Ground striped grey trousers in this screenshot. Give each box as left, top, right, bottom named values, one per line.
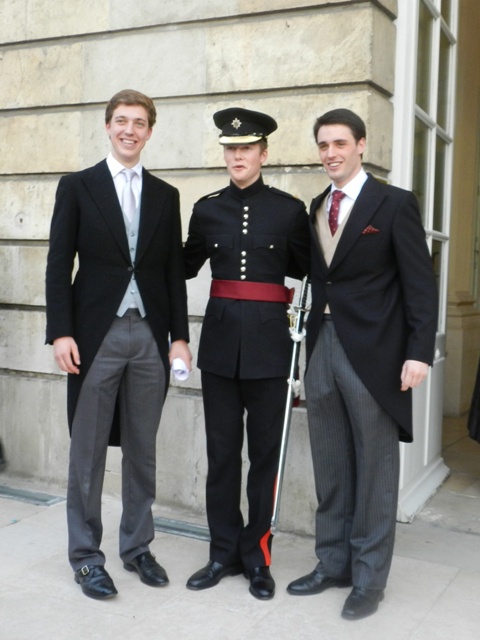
left=304, top=317, right=400, bottom=589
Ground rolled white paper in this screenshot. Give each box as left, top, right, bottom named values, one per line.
left=172, top=357, right=190, bottom=381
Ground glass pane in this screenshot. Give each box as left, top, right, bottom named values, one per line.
left=437, top=29, right=450, bottom=129
left=416, top=1, right=433, bottom=113
left=433, top=136, right=446, bottom=232
left=412, top=117, right=429, bottom=224
left=441, top=0, right=452, bottom=24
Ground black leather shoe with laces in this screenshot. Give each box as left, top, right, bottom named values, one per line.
left=341, top=587, right=385, bottom=620
left=123, top=551, right=169, bottom=587
left=287, top=569, right=351, bottom=596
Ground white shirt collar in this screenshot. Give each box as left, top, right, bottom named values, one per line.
left=330, top=168, right=368, bottom=202
left=106, top=153, right=142, bottom=179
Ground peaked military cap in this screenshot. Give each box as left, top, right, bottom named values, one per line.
left=213, top=107, right=278, bottom=145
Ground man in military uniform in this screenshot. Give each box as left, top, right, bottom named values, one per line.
left=184, top=107, right=310, bottom=600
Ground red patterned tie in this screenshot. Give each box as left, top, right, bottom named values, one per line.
left=329, top=189, right=345, bottom=235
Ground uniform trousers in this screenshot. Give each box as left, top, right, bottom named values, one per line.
left=304, top=318, right=400, bottom=589
left=201, top=371, right=287, bottom=570
left=67, top=310, right=166, bottom=570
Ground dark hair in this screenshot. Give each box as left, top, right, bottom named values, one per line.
left=313, top=108, right=366, bottom=143
left=105, top=89, right=157, bottom=128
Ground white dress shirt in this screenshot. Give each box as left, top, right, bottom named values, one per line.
left=327, top=168, right=368, bottom=225
left=106, top=153, right=143, bottom=210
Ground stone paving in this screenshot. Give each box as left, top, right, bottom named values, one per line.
left=1, top=416, right=479, bottom=639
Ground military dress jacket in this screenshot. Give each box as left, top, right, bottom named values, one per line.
left=184, top=176, right=310, bottom=379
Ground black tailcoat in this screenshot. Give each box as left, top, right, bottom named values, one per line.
left=307, top=175, right=438, bottom=442
left=45, top=160, right=189, bottom=443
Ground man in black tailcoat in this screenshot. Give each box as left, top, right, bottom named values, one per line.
left=46, top=89, right=190, bottom=600
left=287, top=108, right=438, bottom=620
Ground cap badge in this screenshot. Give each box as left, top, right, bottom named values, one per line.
left=231, top=118, right=242, bottom=130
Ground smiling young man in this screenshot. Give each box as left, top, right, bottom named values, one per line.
left=46, top=89, right=191, bottom=600
left=183, top=107, right=310, bottom=600
left=286, top=108, right=438, bottom=620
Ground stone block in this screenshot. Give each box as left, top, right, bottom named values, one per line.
left=82, top=31, right=207, bottom=104
left=0, top=246, right=47, bottom=306
left=0, top=112, right=82, bottom=175
left=0, top=44, right=84, bottom=109
left=0, top=374, right=69, bottom=486
left=205, top=7, right=395, bottom=96
left=0, top=177, right=57, bottom=241
left=111, top=0, right=349, bottom=32
left=372, top=4, right=397, bottom=92
left=0, top=309, right=54, bottom=374
left=155, top=390, right=209, bottom=512
left=0, top=0, right=108, bottom=43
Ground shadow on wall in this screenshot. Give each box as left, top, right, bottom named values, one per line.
left=0, top=439, right=6, bottom=471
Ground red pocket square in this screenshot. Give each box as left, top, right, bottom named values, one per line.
left=362, top=225, right=380, bottom=235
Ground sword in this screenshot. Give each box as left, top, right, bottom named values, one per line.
left=271, top=275, right=310, bottom=534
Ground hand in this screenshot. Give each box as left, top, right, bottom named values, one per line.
left=169, top=339, right=192, bottom=372
left=53, top=337, right=81, bottom=374
left=400, top=360, right=429, bottom=391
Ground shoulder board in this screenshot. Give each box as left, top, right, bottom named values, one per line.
left=196, top=186, right=228, bottom=203
left=267, top=185, right=303, bottom=201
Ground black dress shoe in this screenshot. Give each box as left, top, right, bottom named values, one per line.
left=341, top=587, right=384, bottom=620
left=186, top=560, right=243, bottom=590
left=123, top=552, right=169, bottom=587
left=246, top=566, right=275, bottom=600
left=74, top=565, right=118, bottom=600
left=287, top=569, right=352, bottom=595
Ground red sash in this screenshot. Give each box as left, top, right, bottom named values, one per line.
left=210, top=279, right=294, bottom=304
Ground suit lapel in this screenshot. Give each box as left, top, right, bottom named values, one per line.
left=309, top=186, right=330, bottom=273
left=82, top=160, right=131, bottom=262
left=328, top=175, right=386, bottom=271
left=136, top=169, right=166, bottom=263
left=83, top=163, right=167, bottom=266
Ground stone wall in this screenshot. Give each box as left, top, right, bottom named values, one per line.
left=0, top=0, right=397, bottom=534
